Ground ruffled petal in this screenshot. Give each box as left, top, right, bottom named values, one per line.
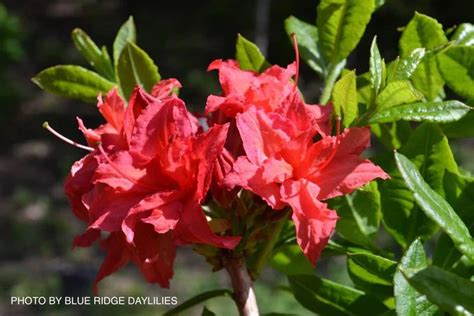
left=175, top=202, right=240, bottom=249
left=93, top=232, right=130, bottom=295
left=281, top=179, right=338, bottom=266
left=310, top=128, right=390, bottom=200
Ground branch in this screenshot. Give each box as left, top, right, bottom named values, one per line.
left=224, top=256, right=259, bottom=316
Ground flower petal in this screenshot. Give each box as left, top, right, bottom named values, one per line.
left=311, top=128, right=390, bottom=199
left=281, top=179, right=338, bottom=266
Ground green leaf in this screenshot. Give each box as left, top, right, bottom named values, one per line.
left=442, top=110, right=474, bottom=138
left=347, top=252, right=397, bottom=298
left=288, top=274, right=388, bottom=316
left=270, top=245, right=314, bottom=276
left=332, top=70, right=357, bottom=126
left=391, top=48, right=426, bottom=82
left=235, top=34, right=271, bottom=72
left=32, top=65, right=115, bottom=103
left=368, top=100, right=470, bottom=124
left=394, top=239, right=439, bottom=316
left=434, top=172, right=474, bottom=270
left=399, top=13, right=447, bottom=100
left=395, top=152, right=474, bottom=261
left=71, top=28, right=115, bottom=81
left=116, top=42, right=161, bottom=100
left=201, top=306, right=216, bottom=316
left=163, top=289, right=232, bottom=315
left=375, top=80, right=424, bottom=111
left=451, top=23, right=474, bottom=46
left=370, top=121, right=411, bottom=150
left=317, top=0, right=375, bottom=64
left=113, top=16, right=136, bottom=64
left=438, top=46, right=474, bottom=99
left=370, top=36, right=383, bottom=96
left=401, top=266, right=474, bottom=315
left=330, top=182, right=381, bottom=248
left=380, top=123, right=458, bottom=247
left=284, top=16, right=325, bottom=75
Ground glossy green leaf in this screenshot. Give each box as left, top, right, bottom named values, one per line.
left=370, top=36, right=383, bottom=96
left=288, top=274, right=388, bottom=316
left=434, top=172, right=474, bottom=270
left=32, top=65, right=114, bottom=103
left=270, top=245, right=314, bottom=276
left=235, top=34, right=271, bottom=72
left=438, top=46, right=474, bottom=99
left=163, top=289, right=232, bottom=315
left=331, top=182, right=381, bottom=248
left=368, top=100, right=470, bottom=124
left=113, top=16, right=136, bottom=64
left=401, top=266, right=474, bottom=315
left=380, top=123, right=458, bottom=247
left=399, top=13, right=447, bottom=100
left=332, top=70, right=357, bottom=126
left=317, top=0, right=375, bottom=63
left=284, top=16, right=325, bottom=75
left=395, top=152, right=474, bottom=261
left=347, top=252, right=397, bottom=298
left=394, top=239, right=439, bottom=316
left=391, top=48, right=426, bottom=82
left=71, top=28, right=115, bottom=81
left=451, top=23, right=474, bottom=46
left=375, top=80, right=424, bottom=111
left=116, top=42, right=161, bottom=100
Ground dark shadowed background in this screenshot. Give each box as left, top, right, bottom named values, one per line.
left=0, top=0, right=473, bottom=315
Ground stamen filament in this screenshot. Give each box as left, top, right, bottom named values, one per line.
left=43, top=121, right=94, bottom=152
left=97, top=144, right=157, bottom=191
left=318, top=117, right=342, bottom=171
left=291, top=33, right=300, bottom=91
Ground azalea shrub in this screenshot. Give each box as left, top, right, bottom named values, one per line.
left=33, top=1, right=474, bottom=315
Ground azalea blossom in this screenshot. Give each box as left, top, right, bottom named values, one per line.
left=55, top=81, right=240, bottom=292
left=205, top=58, right=333, bottom=209
left=224, top=104, right=389, bottom=265
left=204, top=52, right=389, bottom=265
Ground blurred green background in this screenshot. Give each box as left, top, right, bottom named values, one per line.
left=0, top=0, right=472, bottom=315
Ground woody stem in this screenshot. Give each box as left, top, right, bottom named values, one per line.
left=224, top=256, right=259, bottom=316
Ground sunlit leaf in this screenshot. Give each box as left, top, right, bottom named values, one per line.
left=394, top=239, right=439, bottom=316
left=332, top=70, right=357, bottom=126
left=395, top=152, right=474, bottom=261
left=72, top=28, right=115, bottom=81
left=32, top=65, right=114, bottom=103
left=401, top=266, right=474, bottom=315
left=399, top=13, right=447, bottom=100
left=116, top=41, right=160, bottom=100
left=317, top=0, right=375, bottom=63
left=284, top=16, right=325, bottom=75
left=235, top=34, right=270, bottom=72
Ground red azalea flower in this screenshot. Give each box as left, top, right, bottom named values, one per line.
left=224, top=105, right=389, bottom=265
left=205, top=58, right=333, bottom=207
left=60, top=81, right=240, bottom=293
left=205, top=59, right=332, bottom=137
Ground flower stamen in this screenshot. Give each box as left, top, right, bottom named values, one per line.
left=291, top=33, right=300, bottom=92
left=318, top=117, right=341, bottom=171
left=43, top=121, right=94, bottom=152
left=97, top=143, right=158, bottom=191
